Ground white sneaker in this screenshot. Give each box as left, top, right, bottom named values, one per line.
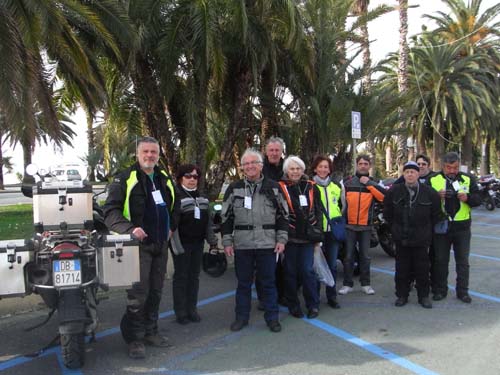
left=338, top=286, right=353, bottom=295
left=362, top=286, right=375, bottom=295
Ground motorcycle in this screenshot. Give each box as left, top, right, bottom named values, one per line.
left=372, top=201, right=396, bottom=257
left=478, top=175, right=496, bottom=211
left=1, top=164, right=140, bottom=369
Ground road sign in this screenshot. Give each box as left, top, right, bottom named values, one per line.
left=351, top=111, right=361, bottom=139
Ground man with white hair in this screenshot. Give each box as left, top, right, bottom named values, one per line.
left=221, top=149, right=289, bottom=333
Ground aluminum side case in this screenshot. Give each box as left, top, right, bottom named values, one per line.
left=32, top=180, right=93, bottom=229
left=0, top=239, right=34, bottom=297
left=98, top=234, right=140, bottom=288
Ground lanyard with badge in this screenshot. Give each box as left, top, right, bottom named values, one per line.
left=244, top=183, right=257, bottom=209
left=151, top=179, right=167, bottom=206
left=183, top=188, right=201, bottom=219
left=298, top=183, right=309, bottom=207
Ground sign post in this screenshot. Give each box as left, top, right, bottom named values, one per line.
left=351, top=111, right=361, bottom=172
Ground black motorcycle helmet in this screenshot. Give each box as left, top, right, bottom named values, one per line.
left=202, top=249, right=227, bottom=277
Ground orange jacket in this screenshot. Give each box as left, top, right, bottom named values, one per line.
left=342, top=175, right=385, bottom=227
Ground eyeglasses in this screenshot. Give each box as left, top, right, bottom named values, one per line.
left=183, top=173, right=199, bottom=180
left=417, top=162, right=428, bottom=166
left=241, top=161, right=262, bottom=167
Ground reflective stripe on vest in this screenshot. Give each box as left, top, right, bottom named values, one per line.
left=318, top=182, right=342, bottom=231
left=430, top=174, right=471, bottom=221
left=123, top=170, right=175, bottom=221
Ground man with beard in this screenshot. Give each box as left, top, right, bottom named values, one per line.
left=104, top=137, right=177, bottom=359
left=339, top=155, right=386, bottom=296
left=428, top=152, right=481, bottom=303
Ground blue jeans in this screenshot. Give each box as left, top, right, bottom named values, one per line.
left=322, top=233, right=339, bottom=299
left=234, top=249, right=278, bottom=322
left=284, top=242, right=319, bottom=311
left=343, top=229, right=371, bottom=287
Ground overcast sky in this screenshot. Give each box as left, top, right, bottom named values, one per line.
left=3, top=0, right=498, bottom=183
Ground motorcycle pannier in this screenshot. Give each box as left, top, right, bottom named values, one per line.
left=98, top=235, right=140, bottom=288
left=32, top=181, right=93, bottom=229
left=0, top=239, right=33, bottom=298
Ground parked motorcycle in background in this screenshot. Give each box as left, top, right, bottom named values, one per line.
left=478, top=175, right=496, bottom=211
left=0, top=164, right=140, bottom=369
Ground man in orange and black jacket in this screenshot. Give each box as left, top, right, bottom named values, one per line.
left=338, top=155, right=386, bottom=296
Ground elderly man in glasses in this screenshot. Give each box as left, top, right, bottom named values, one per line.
left=221, top=148, right=289, bottom=333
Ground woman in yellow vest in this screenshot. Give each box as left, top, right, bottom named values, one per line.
left=311, top=155, right=343, bottom=309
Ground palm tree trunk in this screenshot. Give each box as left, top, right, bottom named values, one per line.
left=21, top=139, right=35, bottom=185
left=432, top=122, right=445, bottom=170
left=132, top=55, right=177, bottom=172
left=260, top=67, right=278, bottom=143
left=189, top=74, right=208, bottom=192
left=480, top=136, right=490, bottom=175
left=0, top=132, right=4, bottom=190
left=396, top=0, right=409, bottom=175
left=208, top=64, right=252, bottom=200
left=461, top=128, right=473, bottom=172
left=85, top=107, right=96, bottom=182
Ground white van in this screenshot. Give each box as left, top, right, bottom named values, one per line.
left=52, top=165, right=83, bottom=181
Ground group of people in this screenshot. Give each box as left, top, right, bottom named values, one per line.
left=103, top=136, right=480, bottom=360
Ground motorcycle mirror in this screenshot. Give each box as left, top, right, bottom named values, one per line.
left=213, top=204, right=222, bottom=211
left=26, top=164, right=39, bottom=176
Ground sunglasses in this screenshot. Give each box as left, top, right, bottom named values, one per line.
left=183, top=173, right=199, bottom=180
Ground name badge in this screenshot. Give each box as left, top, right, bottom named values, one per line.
left=152, top=190, right=165, bottom=205
left=194, top=206, right=201, bottom=219
left=299, top=195, right=308, bottom=207
left=244, top=196, right=252, bottom=209
left=452, top=180, right=462, bottom=192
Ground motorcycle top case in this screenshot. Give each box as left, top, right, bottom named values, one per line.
left=0, top=239, right=34, bottom=298
left=32, top=180, right=93, bottom=229
left=98, top=235, right=140, bottom=288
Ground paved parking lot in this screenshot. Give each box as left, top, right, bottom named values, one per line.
left=0, top=207, right=499, bottom=375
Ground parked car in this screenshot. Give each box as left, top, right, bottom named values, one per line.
left=52, top=168, right=82, bottom=181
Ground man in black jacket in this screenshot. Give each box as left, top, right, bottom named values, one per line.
left=384, top=161, right=442, bottom=308
left=104, top=137, right=177, bottom=359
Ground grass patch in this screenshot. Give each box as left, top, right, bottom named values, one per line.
left=0, top=204, right=34, bottom=240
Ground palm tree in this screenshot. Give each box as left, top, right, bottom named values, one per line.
left=376, top=34, right=498, bottom=169
left=396, top=0, right=409, bottom=173
left=424, top=0, right=500, bottom=169
left=0, top=0, right=124, bottom=178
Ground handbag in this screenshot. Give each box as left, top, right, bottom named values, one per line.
left=330, top=216, right=346, bottom=242
left=320, top=205, right=346, bottom=242
left=306, top=222, right=324, bottom=243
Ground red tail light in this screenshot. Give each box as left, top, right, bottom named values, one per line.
left=53, top=242, right=80, bottom=258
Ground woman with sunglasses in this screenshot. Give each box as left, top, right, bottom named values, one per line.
left=171, top=164, right=218, bottom=324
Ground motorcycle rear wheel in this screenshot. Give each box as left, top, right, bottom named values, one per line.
left=378, top=230, right=396, bottom=257
left=61, top=332, right=85, bottom=369
left=484, top=197, right=495, bottom=211
left=495, top=196, right=500, bottom=209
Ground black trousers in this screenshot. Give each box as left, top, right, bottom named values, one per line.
left=395, top=244, right=430, bottom=299
left=121, top=242, right=168, bottom=343
left=171, top=241, right=204, bottom=318
left=432, top=228, right=471, bottom=297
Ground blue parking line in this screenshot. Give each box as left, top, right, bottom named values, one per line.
left=473, top=234, right=500, bottom=240
left=371, top=266, right=500, bottom=303
left=0, top=290, right=236, bottom=373
left=474, top=222, right=500, bottom=228
left=306, top=319, right=438, bottom=375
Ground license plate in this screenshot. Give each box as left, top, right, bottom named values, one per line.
left=53, top=259, right=81, bottom=287
left=488, top=190, right=495, bottom=196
